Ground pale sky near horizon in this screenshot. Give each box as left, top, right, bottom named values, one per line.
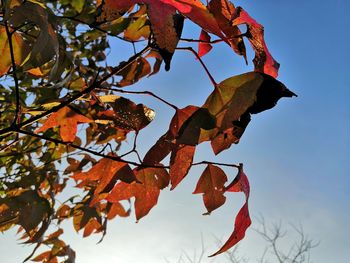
left=1, top=0, right=349, bottom=262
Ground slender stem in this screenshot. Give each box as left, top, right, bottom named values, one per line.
left=97, top=87, right=178, bottom=110
left=192, top=160, right=240, bottom=169
left=180, top=37, right=224, bottom=44
left=57, top=15, right=145, bottom=44
left=4, top=21, right=21, bottom=125
left=180, top=34, right=247, bottom=44
left=176, top=47, right=217, bottom=88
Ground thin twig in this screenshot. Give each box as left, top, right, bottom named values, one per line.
left=192, top=160, right=240, bottom=169
left=4, top=20, right=21, bottom=126
left=57, top=15, right=144, bottom=44
left=0, top=46, right=151, bottom=138
left=176, top=47, right=217, bottom=88
left=97, top=87, right=178, bottom=110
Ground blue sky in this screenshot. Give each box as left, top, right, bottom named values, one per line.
left=1, top=0, right=349, bottom=262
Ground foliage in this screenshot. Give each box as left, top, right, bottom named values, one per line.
left=0, top=0, right=295, bottom=262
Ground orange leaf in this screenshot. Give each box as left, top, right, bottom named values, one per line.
left=83, top=218, right=102, bottom=237
left=107, top=202, right=129, bottom=220
left=35, top=107, right=92, bottom=142
left=193, top=164, right=227, bottom=214
left=32, top=251, right=51, bottom=262
left=72, top=155, right=136, bottom=204
left=107, top=167, right=169, bottom=220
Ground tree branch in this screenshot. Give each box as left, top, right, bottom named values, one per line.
left=0, top=45, right=151, bottom=138
left=97, top=87, right=179, bottom=110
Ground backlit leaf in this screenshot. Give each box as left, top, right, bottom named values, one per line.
left=35, top=106, right=92, bottom=142
left=198, top=30, right=212, bottom=57
left=232, top=7, right=280, bottom=77
left=0, top=26, right=30, bottom=77
left=210, top=167, right=251, bottom=256
left=203, top=72, right=296, bottom=154
left=107, top=167, right=169, bottom=220
left=193, top=164, right=227, bottom=214
left=169, top=144, right=195, bottom=189
left=208, top=0, right=246, bottom=60
left=72, top=155, right=136, bottom=203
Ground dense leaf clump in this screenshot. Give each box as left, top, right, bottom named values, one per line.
left=0, top=0, right=295, bottom=262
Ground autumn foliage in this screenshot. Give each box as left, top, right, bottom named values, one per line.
left=0, top=0, right=295, bottom=262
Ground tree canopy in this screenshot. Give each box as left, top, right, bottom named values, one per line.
left=0, top=0, right=295, bottom=262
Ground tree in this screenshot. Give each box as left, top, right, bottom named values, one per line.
left=0, top=0, right=296, bottom=262
left=168, top=218, right=318, bottom=263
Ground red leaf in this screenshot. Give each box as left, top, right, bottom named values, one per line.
left=210, top=167, right=251, bottom=256
left=169, top=144, right=195, bottom=190
left=193, top=164, right=227, bottom=214
left=225, top=167, right=250, bottom=196
left=198, top=30, right=212, bottom=57
left=146, top=3, right=184, bottom=70
left=35, top=106, right=92, bottom=142
left=232, top=7, right=280, bottom=78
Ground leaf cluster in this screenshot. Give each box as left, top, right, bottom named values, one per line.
left=0, top=0, right=295, bottom=262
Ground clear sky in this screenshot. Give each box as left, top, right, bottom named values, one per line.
left=1, top=0, right=349, bottom=262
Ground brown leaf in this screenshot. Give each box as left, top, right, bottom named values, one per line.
left=169, top=144, right=195, bottom=189
left=193, top=164, right=228, bottom=214
left=97, top=97, right=155, bottom=131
